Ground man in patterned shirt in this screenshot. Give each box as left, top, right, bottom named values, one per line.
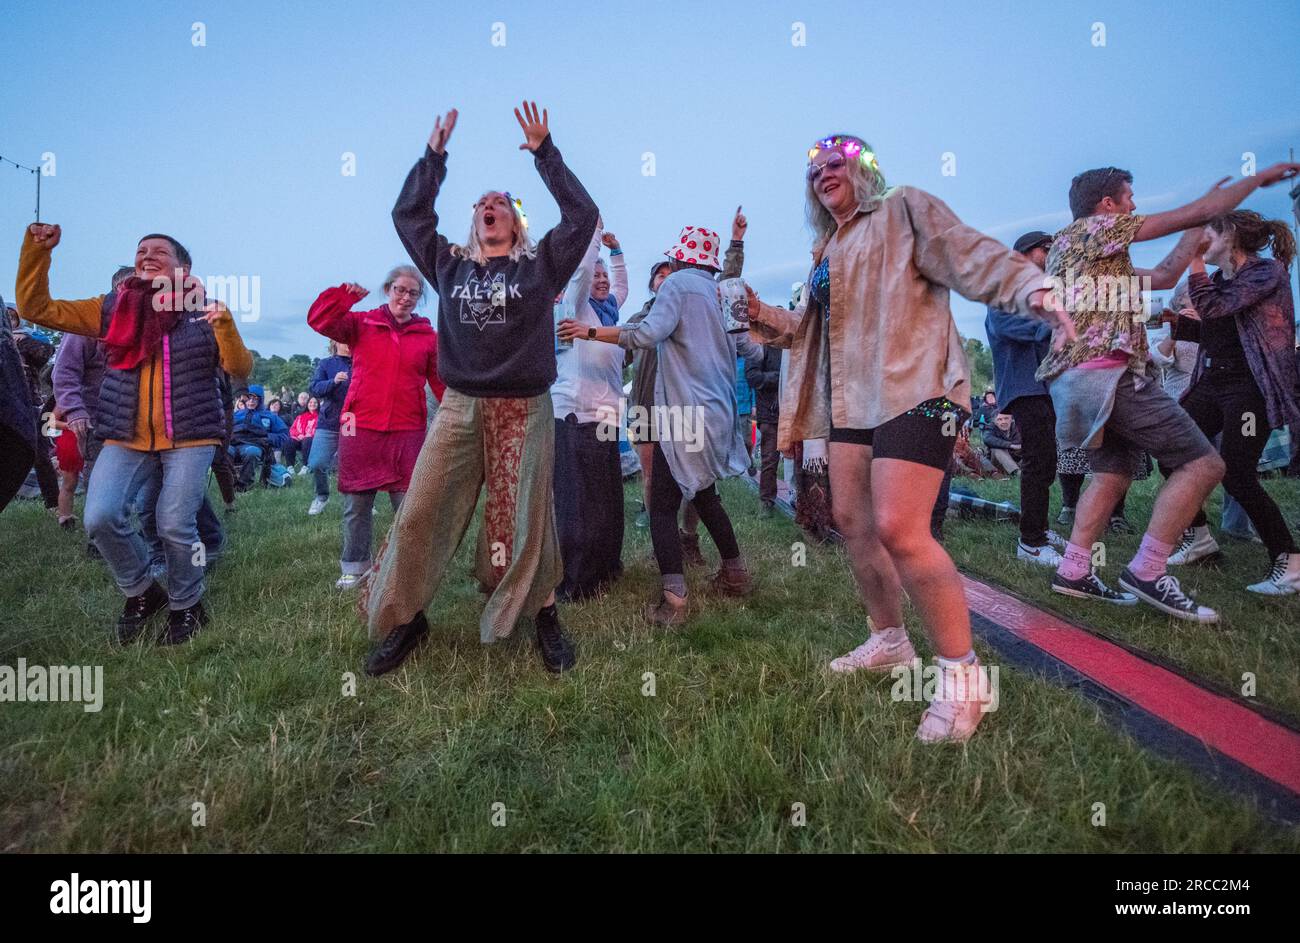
left=1038, top=160, right=1300, bottom=623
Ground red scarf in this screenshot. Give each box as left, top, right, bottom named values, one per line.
left=103, top=277, right=181, bottom=371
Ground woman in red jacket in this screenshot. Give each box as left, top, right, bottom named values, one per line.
left=308, top=265, right=445, bottom=589
left=284, top=396, right=319, bottom=475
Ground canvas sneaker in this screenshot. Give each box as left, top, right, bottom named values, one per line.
left=1167, top=526, right=1221, bottom=566
left=308, top=495, right=328, bottom=516
left=916, top=657, right=992, bottom=744
left=335, top=571, right=369, bottom=592
left=1246, top=553, right=1300, bottom=596
left=1050, top=570, right=1136, bottom=605
left=829, top=628, right=916, bottom=674
left=1118, top=567, right=1218, bottom=623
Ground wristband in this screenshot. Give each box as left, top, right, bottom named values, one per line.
left=609, top=248, right=623, bottom=256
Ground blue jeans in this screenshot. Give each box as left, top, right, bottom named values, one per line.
left=309, top=428, right=339, bottom=498
left=85, top=444, right=216, bottom=610
left=138, top=471, right=224, bottom=569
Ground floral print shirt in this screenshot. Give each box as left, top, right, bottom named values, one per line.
left=1036, top=213, right=1147, bottom=381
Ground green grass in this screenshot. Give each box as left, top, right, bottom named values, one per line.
left=943, top=474, right=1300, bottom=721
left=1, top=476, right=1297, bottom=852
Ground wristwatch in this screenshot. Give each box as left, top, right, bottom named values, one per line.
left=587, top=326, right=597, bottom=340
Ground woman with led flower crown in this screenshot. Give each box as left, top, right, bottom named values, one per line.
left=358, top=102, right=599, bottom=678
left=743, top=134, right=1075, bottom=742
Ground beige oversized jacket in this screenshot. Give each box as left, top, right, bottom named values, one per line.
left=748, top=186, right=1050, bottom=453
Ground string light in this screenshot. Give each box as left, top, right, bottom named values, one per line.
left=807, top=136, right=880, bottom=174
left=0, top=151, right=43, bottom=221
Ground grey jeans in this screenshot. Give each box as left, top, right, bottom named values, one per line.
left=341, top=489, right=404, bottom=575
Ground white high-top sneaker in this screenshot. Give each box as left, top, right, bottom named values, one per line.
left=1167, top=526, right=1220, bottom=566
left=916, top=657, right=992, bottom=744
left=1246, top=553, right=1300, bottom=596
left=829, top=627, right=916, bottom=674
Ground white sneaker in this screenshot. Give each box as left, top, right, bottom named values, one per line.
left=1167, top=526, right=1220, bottom=566
left=308, top=496, right=328, bottom=516
left=1045, top=530, right=1067, bottom=550
left=335, top=572, right=368, bottom=591
left=916, top=658, right=991, bottom=744
left=1246, top=553, right=1300, bottom=596
left=298, top=467, right=311, bottom=477
left=1017, top=541, right=1063, bottom=567
left=829, top=627, right=916, bottom=674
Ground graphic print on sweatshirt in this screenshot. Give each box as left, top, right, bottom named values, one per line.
left=450, top=271, right=523, bottom=331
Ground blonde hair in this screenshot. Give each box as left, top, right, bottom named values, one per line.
left=383, top=264, right=426, bottom=303
left=450, top=192, right=538, bottom=265
left=805, top=135, right=888, bottom=255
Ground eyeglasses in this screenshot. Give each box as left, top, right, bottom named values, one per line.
left=807, top=152, right=847, bottom=182
left=390, top=287, right=421, bottom=299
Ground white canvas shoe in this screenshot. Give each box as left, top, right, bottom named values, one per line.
left=308, top=496, right=328, bottom=516
left=1246, top=553, right=1300, bottom=596
left=916, top=657, right=992, bottom=744
left=829, top=628, right=916, bottom=674
left=1017, top=541, right=1063, bottom=567
left=1167, top=526, right=1220, bottom=566
left=335, top=572, right=369, bottom=591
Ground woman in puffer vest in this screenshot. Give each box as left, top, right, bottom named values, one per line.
left=17, top=224, right=253, bottom=645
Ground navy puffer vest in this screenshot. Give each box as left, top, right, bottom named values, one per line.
left=94, top=292, right=226, bottom=444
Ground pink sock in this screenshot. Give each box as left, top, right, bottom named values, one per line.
left=1128, top=533, right=1174, bottom=582
left=1057, top=542, right=1092, bottom=580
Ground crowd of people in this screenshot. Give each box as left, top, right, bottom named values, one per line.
left=3, top=101, right=1298, bottom=746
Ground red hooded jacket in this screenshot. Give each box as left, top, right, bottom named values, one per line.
left=307, top=286, right=445, bottom=433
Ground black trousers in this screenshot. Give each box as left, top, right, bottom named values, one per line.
left=757, top=419, right=780, bottom=504
left=283, top=436, right=312, bottom=467
left=648, top=443, right=739, bottom=577
left=553, top=417, right=624, bottom=598
left=1180, top=367, right=1297, bottom=560
left=32, top=432, right=59, bottom=509
left=1005, top=395, right=1056, bottom=544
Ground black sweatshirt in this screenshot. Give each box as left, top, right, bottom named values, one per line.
left=392, top=135, right=599, bottom=398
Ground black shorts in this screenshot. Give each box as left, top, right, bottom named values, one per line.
left=829, top=397, right=967, bottom=471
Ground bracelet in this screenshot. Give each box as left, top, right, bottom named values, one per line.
left=609, top=248, right=623, bottom=256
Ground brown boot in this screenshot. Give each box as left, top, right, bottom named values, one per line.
left=680, top=529, right=706, bottom=567
left=645, top=594, right=689, bottom=627
left=709, top=565, right=754, bottom=597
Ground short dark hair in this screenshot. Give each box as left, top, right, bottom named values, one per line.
left=138, top=233, right=192, bottom=268
left=647, top=261, right=671, bottom=292
left=111, top=265, right=134, bottom=290
left=1068, top=167, right=1132, bottom=220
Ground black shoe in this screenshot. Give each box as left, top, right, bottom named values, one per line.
left=116, top=582, right=168, bottom=644
left=161, top=602, right=209, bottom=645
left=1117, top=567, right=1219, bottom=623
left=535, top=604, right=577, bottom=674
left=1050, top=570, right=1136, bottom=605
left=365, top=611, right=429, bottom=676
left=85, top=542, right=102, bottom=560
left=1107, top=515, right=1136, bottom=535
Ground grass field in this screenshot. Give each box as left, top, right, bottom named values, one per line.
left=1, top=472, right=1297, bottom=853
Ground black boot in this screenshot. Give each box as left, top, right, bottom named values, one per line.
left=161, top=602, right=209, bottom=645
left=116, top=582, right=168, bottom=644
left=365, top=611, right=429, bottom=676
left=535, top=604, right=576, bottom=674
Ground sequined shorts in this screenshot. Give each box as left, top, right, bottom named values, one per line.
left=829, top=397, right=969, bottom=471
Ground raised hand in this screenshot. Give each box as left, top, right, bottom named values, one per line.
left=1256, top=162, right=1300, bottom=188
left=203, top=300, right=232, bottom=325
left=601, top=232, right=620, bottom=250
left=514, top=101, right=549, bottom=152
left=28, top=223, right=62, bottom=250
left=731, top=205, right=747, bottom=241
left=343, top=282, right=369, bottom=299
left=428, top=109, right=458, bottom=154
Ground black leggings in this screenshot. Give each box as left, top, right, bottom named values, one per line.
left=1060, top=473, right=1128, bottom=518
left=1180, top=368, right=1297, bottom=560
left=649, top=444, right=739, bottom=577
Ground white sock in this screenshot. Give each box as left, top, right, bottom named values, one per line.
left=937, top=650, right=977, bottom=669
left=873, top=624, right=906, bottom=642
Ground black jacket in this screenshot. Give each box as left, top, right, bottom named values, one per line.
left=745, top=344, right=782, bottom=424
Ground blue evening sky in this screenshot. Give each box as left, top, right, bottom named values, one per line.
left=2, top=0, right=1297, bottom=357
